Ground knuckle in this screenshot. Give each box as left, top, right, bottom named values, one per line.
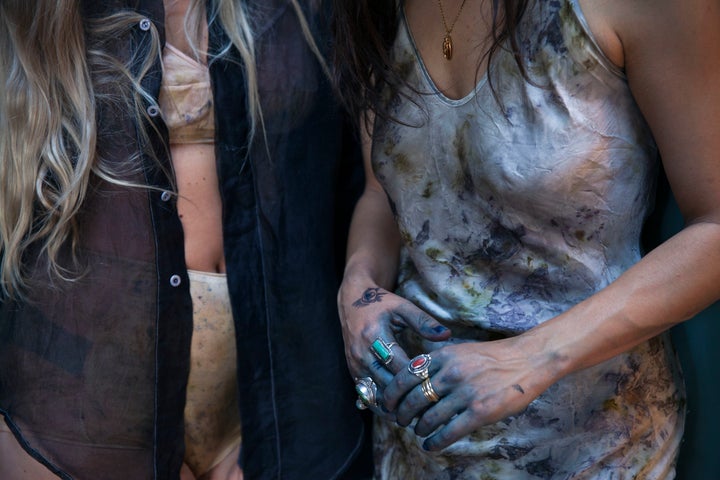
left=404, top=394, right=423, bottom=412
left=416, top=312, right=433, bottom=326
left=359, top=324, right=376, bottom=340
left=397, top=375, right=415, bottom=391
left=441, top=364, right=464, bottom=384
left=416, top=413, right=437, bottom=434
left=468, top=398, right=489, bottom=418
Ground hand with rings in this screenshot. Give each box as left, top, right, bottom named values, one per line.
left=338, top=283, right=452, bottom=414
left=383, top=337, right=554, bottom=451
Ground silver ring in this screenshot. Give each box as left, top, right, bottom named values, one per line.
left=421, top=378, right=440, bottom=403
left=369, top=337, right=397, bottom=366
left=355, top=376, right=378, bottom=408
left=407, top=354, right=432, bottom=380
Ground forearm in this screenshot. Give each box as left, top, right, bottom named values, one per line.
left=342, top=186, right=401, bottom=292
left=525, top=220, right=720, bottom=381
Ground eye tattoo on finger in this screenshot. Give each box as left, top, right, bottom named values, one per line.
left=513, top=384, right=525, bottom=394
left=352, top=287, right=387, bottom=308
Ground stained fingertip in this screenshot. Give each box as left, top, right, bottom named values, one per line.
left=423, top=436, right=446, bottom=452
left=422, top=324, right=452, bottom=340
left=396, top=417, right=412, bottom=428
left=414, top=420, right=432, bottom=438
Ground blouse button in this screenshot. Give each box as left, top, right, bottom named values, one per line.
left=169, top=275, right=182, bottom=287
left=160, top=190, right=172, bottom=202
left=147, top=105, right=160, bottom=117
left=139, top=18, right=152, bottom=31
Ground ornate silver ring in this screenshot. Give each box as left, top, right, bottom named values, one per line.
left=407, top=354, right=432, bottom=380
left=354, top=376, right=378, bottom=408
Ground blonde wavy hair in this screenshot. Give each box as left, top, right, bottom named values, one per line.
left=0, top=0, right=327, bottom=299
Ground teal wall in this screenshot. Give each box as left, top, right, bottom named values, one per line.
left=657, top=195, right=720, bottom=479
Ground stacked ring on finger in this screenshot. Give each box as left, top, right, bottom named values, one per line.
left=369, top=336, right=397, bottom=366
left=354, top=376, right=378, bottom=409
left=421, top=378, right=440, bottom=403
left=407, top=354, right=432, bottom=380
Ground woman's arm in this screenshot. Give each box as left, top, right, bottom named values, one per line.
left=384, top=0, right=720, bottom=450
left=338, top=114, right=451, bottom=394
left=528, top=0, right=720, bottom=390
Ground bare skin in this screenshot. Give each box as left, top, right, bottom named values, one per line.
left=0, top=423, right=59, bottom=480
left=339, top=0, right=720, bottom=452
left=165, top=1, right=240, bottom=478
left=164, top=0, right=226, bottom=274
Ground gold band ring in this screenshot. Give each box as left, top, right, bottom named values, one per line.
left=421, top=378, right=440, bottom=403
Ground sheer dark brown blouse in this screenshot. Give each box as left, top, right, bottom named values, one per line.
left=0, top=1, right=365, bottom=479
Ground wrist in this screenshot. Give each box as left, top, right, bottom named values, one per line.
left=342, top=255, right=395, bottom=292
left=511, top=329, right=572, bottom=392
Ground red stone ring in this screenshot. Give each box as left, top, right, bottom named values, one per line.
left=407, top=354, right=432, bottom=380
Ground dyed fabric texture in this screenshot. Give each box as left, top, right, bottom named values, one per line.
left=183, top=270, right=241, bottom=476
left=158, top=43, right=215, bottom=145
left=371, top=0, right=685, bottom=477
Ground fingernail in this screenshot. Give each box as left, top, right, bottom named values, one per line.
left=433, top=325, right=448, bottom=333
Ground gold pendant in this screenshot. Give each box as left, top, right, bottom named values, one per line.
left=442, top=34, right=453, bottom=60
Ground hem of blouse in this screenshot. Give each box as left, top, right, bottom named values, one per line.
left=399, top=3, right=488, bottom=108
left=0, top=410, right=72, bottom=480
left=568, top=0, right=626, bottom=79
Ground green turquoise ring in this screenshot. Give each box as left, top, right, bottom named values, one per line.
left=369, top=337, right=397, bottom=367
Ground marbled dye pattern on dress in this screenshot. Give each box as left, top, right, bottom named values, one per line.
left=371, top=0, right=685, bottom=478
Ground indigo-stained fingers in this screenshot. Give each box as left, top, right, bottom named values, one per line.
left=422, top=409, right=483, bottom=451
left=413, top=391, right=465, bottom=438
left=368, top=334, right=413, bottom=376
left=394, top=375, right=445, bottom=427
left=394, top=304, right=452, bottom=343
left=368, top=357, right=395, bottom=389
left=353, top=375, right=396, bottom=420
left=383, top=353, right=439, bottom=412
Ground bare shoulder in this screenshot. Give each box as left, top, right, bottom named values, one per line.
left=577, top=0, right=720, bottom=71
left=597, top=0, right=720, bottom=223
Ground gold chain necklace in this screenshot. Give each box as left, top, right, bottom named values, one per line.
left=437, top=0, right=469, bottom=60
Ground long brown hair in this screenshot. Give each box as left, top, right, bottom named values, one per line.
left=331, top=0, right=530, bottom=129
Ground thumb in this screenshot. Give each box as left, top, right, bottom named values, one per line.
left=396, top=304, right=452, bottom=341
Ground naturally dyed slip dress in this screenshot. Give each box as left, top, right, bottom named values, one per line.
left=370, top=0, right=686, bottom=478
